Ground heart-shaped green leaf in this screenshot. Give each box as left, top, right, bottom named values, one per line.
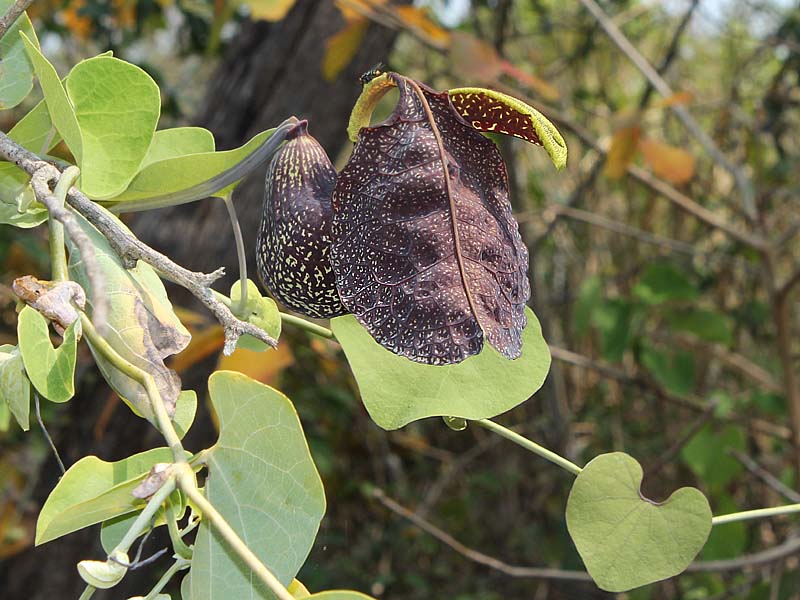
left=0, top=344, right=30, bottom=430
left=65, top=55, right=160, bottom=199
left=17, top=305, right=77, bottom=403
left=190, top=371, right=325, bottom=600
left=140, top=127, right=215, bottom=168
left=332, top=306, right=550, bottom=430
left=566, top=452, right=711, bottom=592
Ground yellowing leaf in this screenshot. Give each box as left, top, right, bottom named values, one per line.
left=657, top=91, right=693, bottom=108
left=639, top=138, right=695, bottom=185
left=217, top=342, right=294, bottom=386
left=322, top=20, right=368, bottom=82
left=604, top=126, right=641, bottom=179
left=242, top=0, right=296, bottom=21
left=449, top=32, right=503, bottom=83
left=393, top=5, right=450, bottom=48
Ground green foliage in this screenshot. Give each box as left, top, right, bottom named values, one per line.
left=332, top=307, right=551, bottom=430
left=681, top=424, right=746, bottom=489
left=229, top=278, right=282, bottom=351
left=67, top=210, right=191, bottom=421
left=640, top=345, right=695, bottom=395
left=633, top=262, right=698, bottom=305
left=17, top=305, right=77, bottom=403
left=106, top=127, right=276, bottom=204
left=0, top=2, right=39, bottom=109
left=667, top=308, right=733, bottom=346
left=566, top=453, right=712, bottom=592
left=64, top=55, right=160, bottom=198
left=190, top=371, right=326, bottom=599
left=36, top=447, right=177, bottom=545
left=0, top=344, right=30, bottom=430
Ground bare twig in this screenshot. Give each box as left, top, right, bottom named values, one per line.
left=28, top=162, right=108, bottom=333
left=0, top=131, right=277, bottom=355
left=34, top=392, right=66, bottom=475
left=577, top=0, right=757, bottom=220
left=729, top=449, right=800, bottom=503
left=532, top=100, right=766, bottom=250
left=0, top=0, right=33, bottom=40
left=371, top=487, right=592, bottom=581
left=540, top=204, right=698, bottom=255
left=550, top=345, right=792, bottom=440
left=646, top=398, right=718, bottom=477
left=373, top=487, right=800, bottom=578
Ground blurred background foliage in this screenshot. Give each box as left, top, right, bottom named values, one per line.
left=1, top=0, right=800, bottom=598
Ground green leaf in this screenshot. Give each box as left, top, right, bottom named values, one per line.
left=332, top=306, right=550, bottom=430
left=17, top=305, right=77, bottom=403
left=173, top=390, right=197, bottom=440
left=566, top=452, right=711, bottom=592
left=288, top=579, right=310, bottom=598
left=67, top=209, right=191, bottom=421
left=0, top=394, right=9, bottom=431
left=142, top=127, right=215, bottom=168
left=573, top=275, right=602, bottom=336
left=21, top=32, right=82, bottom=160
left=229, top=279, right=281, bottom=352
left=667, top=308, right=733, bottom=346
left=0, top=5, right=39, bottom=109
left=592, top=299, right=633, bottom=362
left=36, top=447, right=175, bottom=545
left=0, top=344, right=31, bottom=430
left=64, top=55, right=160, bottom=199
left=191, top=371, right=326, bottom=600
left=680, top=424, right=746, bottom=489
left=181, top=572, right=191, bottom=600
left=100, top=489, right=186, bottom=554
left=633, top=262, right=697, bottom=305
left=106, top=128, right=276, bottom=204
left=640, top=345, right=694, bottom=396
left=0, top=100, right=61, bottom=228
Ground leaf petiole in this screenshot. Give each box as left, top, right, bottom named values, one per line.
left=475, top=418, right=583, bottom=476
left=712, top=502, right=800, bottom=526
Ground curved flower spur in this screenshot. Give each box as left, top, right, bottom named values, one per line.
left=259, top=71, right=566, bottom=365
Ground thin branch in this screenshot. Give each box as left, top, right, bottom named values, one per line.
left=0, top=0, right=33, bottom=40
left=34, top=391, right=66, bottom=475
left=577, top=0, right=757, bottom=220
left=729, top=449, right=800, bottom=503
left=549, top=345, right=792, bottom=441
left=372, top=487, right=800, bottom=578
left=0, top=131, right=275, bottom=354
left=539, top=204, right=699, bottom=255
left=29, top=162, right=108, bottom=333
left=532, top=99, right=767, bottom=250
left=370, top=487, right=592, bottom=581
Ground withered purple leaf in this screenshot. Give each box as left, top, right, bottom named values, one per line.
left=257, top=120, right=346, bottom=319
left=331, top=73, right=530, bottom=365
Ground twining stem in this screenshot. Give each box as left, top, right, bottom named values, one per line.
left=175, top=466, right=296, bottom=600
left=475, top=419, right=583, bottom=476
left=280, top=312, right=336, bottom=339
left=712, top=503, right=800, bottom=526
left=80, top=315, right=184, bottom=462
left=48, top=166, right=79, bottom=282
left=143, top=556, right=190, bottom=600
left=113, top=476, right=177, bottom=556
left=80, top=312, right=293, bottom=600
left=165, top=498, right=193, bottom=559
left=223, top=191, right=248, bottom=317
